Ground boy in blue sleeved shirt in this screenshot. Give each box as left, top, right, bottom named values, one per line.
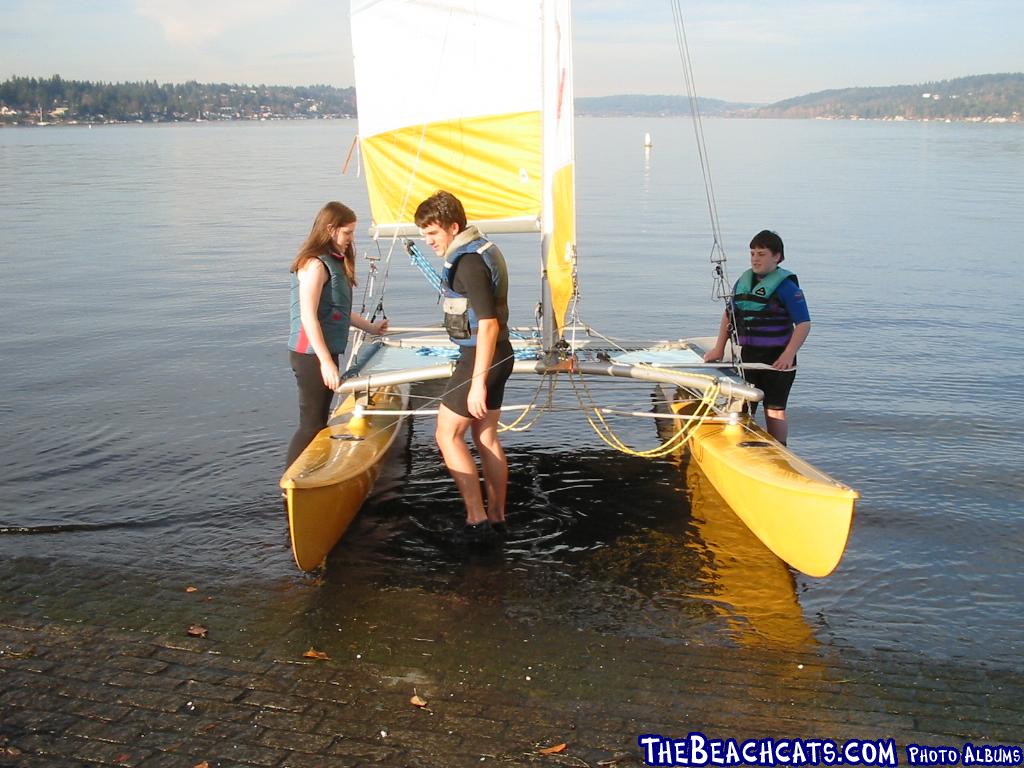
left=704, top=230, right=810, bottom=445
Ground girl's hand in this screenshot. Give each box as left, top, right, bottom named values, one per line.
left=320, top=359, right=342, bottom=390
left=369, top=318, right=389, bottom=335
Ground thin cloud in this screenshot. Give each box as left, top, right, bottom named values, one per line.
left=134, top=0, right=299, bottom=46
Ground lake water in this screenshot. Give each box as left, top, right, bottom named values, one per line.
left=1, top=118, right=1022, bottom=668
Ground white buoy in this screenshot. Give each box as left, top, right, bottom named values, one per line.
left=643, top=131, right=652, bottom=148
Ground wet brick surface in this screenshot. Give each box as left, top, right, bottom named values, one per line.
left=3, top=612, right=1024, bottom=767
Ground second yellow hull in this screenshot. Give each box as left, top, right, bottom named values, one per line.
left=280, top=385, right=408, bottom=571
left=675, top=401, right=858, bottom=578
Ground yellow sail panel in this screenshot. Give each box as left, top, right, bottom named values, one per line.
left=361, top=111, right=543, bottom=229
left=546, top=162, right=576, bottom=333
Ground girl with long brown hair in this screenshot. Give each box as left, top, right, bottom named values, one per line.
left=285, top=202, right=388, bottom=467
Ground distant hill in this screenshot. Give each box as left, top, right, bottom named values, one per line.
left=575, top=74, right=1023, bottom=122
left=574, top=94, right=751, bottom=117
left=748, top=73, right=1023, bottom=121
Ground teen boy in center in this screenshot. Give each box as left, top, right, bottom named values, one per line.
left=703, top=229, right=811, bottom=445
left=414, top=191, right=515, bottom=541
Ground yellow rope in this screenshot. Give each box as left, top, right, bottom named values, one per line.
left=498, top=373, right=557, bottom=432
left=568, top=366, right=722, bottom=458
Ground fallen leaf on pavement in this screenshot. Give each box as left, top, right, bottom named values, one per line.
left=194, top=762, right=210, bottom=768
left=539, top=743, right=567, bottom=755
left=186, top=624, right=208, bottom=638
left=410, top=694, right=428, bottom=707
left=303, top=648, right=329, bottom=660
left=186, top=586, right=198, bottom=593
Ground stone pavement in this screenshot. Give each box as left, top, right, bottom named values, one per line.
left=3, top=603, right=1023, bottom=768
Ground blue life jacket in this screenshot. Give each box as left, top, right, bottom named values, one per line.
left=731, top=268, right=798, bottom=348
left=441, top=237, right=509, bottom=347
left=288, top=252, right=353, bottom=356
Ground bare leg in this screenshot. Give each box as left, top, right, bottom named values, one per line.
left=765, top=407, right=788, bottom=445
left=435, top=404, right=487, bottom=525
left=471, top=409, right=507, bottom=524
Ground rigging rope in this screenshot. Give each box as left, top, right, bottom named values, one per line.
left=670, top=0, right=725, bottom=261
left=669, top=0, right=744, bottom=373
left=497, top=374, right=556, bottom=432
left=403, top=239, right=443, bottom=295
left=566, top=365, right=722, bottom=458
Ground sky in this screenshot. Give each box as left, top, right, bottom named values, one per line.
left=1, top=0, right=1022, bottom=104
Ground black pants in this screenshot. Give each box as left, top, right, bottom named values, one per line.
left=741, top=345, right=796, bottom=412
left=286, top=350, right=338, bottom=468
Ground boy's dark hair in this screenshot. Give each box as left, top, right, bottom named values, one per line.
left=414, top=190, right=467, bottom=232
left=750, top=229, right=784, bottom=262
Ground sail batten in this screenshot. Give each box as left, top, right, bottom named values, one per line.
left=370, top=218, right=541, bottom=239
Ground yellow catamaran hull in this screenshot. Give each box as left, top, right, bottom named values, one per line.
left=678, top=401, right=858, bottom=578
left=280, top=384, right=408, bottom=571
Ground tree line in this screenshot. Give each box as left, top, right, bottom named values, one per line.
left=0, top=75, right=356, bottom=123
left=747, top=73, right=1024, bottom=120
left=3, top=72, right=1021, bottom=124
left=573, top=74, right=1022, bottom=120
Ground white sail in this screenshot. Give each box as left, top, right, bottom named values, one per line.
left=351, top=0, right=576, bottom=335
left=351, top=1, right=543, bottom=234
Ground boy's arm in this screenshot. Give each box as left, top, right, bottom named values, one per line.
left=467, top=318, right=498, bottom=419
left=773, top=321, right=810, bottom=370
left=703, top=311, right=731, bottom=362
left=773, top=277, right=810, bottom=369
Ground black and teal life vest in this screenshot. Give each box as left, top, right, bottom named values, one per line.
left=288, top=252, right=353, bottom=356
left=441, top=230, right=509, bottom=348
left=731, top=267, right=798, bottom=348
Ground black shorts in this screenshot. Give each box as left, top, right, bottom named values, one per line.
left=741, top=346, right=796, bottom=411
left=441, top=339, right=515, bottom=418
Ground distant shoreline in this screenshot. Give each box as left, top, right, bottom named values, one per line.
left=3, top=114, right=1020, bottom=128
left=3, top=73, right=1021, bottom=127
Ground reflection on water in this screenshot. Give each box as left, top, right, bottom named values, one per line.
left=681, top=460, right=815, bottom=649
left=287, top=399, right=818, bottom=652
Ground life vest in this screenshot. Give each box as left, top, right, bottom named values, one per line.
left=441, top=235, right=509, bottom=348
left=731, top=267, right=798, bottom=348
left=288, top=252, right=353, bottom=356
